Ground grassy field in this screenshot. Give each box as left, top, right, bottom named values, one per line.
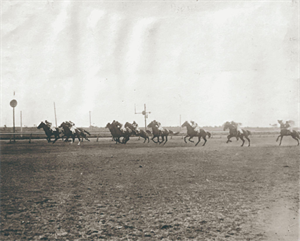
left=1, top=136, right=299, bottom=240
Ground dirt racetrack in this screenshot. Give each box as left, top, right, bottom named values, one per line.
left=1, top=136, right=299, bottom=240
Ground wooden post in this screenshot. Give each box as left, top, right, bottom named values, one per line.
left=29, top=134, right=32, bottom=143
left=97, top=134, right=99, bottom=142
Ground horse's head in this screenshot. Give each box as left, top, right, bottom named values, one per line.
left=37, top=121, right=45, bottom=129
left=124, top=122, right=132, bottom=129
left=114, top=121, right=122, bottom=128
left=58, top=122, right=68, bottom=129
left=147, top=120, right=155, bottom=128
left=223, top=121, right=231, bottom=131
left=277, top=120, right=285, bottom=128
left=181, top=121, right=189, bottom=128
left=105, top=123, right=111, bottom=128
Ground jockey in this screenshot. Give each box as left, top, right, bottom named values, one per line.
left=155, top=121, right=164, bottom=131
left=45, top=120, right=56, bottom=131
left=231, top=121, right=242, bottom=135
left=45, top=120, right=52, bottom=127
left=115, top=122, right=126, bottom=132
left=132, top=121, right=140, bottom=134
left=68, top=121, right=77, bottom=134
left=190, top=121, right=198, bottom=129
left=285, top=121, right=293, bottom=134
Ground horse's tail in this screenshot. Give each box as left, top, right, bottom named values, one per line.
left=169, top=130, right=179, bottom=135
left=247, top=130, right=251, bottom=135
left=84, top=130, right=91, bottom=135
left=146, top=130, right=152, bottom=135
left=207, top=131, right=211, bottom=138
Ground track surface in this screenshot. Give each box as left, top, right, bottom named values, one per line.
left=1, top=136, right=299, bottom=240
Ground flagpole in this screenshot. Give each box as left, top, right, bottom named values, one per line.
left=54, top=102, right=57, bottom=127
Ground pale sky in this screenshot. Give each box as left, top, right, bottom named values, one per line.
left=1, top=0, right=299, bottom=128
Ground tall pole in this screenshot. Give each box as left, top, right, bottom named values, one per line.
left=54, top=102, right=57, bottom=127
left=20, top=111, right=23, bottom=137
left=180, top=114, right=181, bottom=127
left=135, top=104, right=151, bottom=130
left=144, top=104, right=147, bottom=131
left=89, top=111, right=91, bottom=127
left=13, top=107, right=15, bottom=142
left=10, top=97, right=17, bottom=143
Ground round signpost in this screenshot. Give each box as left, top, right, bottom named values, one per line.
left=10, top=99, right=17, bottom=142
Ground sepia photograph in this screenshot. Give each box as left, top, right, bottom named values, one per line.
left=1, top=0, right=299, bottom=240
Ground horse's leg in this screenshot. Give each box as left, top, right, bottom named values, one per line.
left=124, top=137, right=130, bottom=144
left=195, top=136, right=201, bottom=146
left=184, top=135, right=188, bottom=143
left=279, top=135, right=283, bottom=146
left=163, top=135, right=168, bottom=145
left=76, top=134, right=81, bottom=145
left=151, top=135, right=157, bottom=143
left=245, top=136, right=250, bottom=147
left=276, top=135, right=281, bottom=142
left=159, top=136, right=164, bottom=144
left=202, top=136, right=207, bottom=146
left=291, top=134, right=299, bottom=146
left=52, top=135, right=59, bottom=144
left=226, top=135, right=232, bottom=143
left=188, top=136, right=194, bottom=143
left=240, top=136, right=245, bottom=147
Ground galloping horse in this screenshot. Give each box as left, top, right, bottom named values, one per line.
left=37, top=121, right=63, bottom=144
left=223, top=121, right=251, bottom=147
left=276, top=120, right=299, bottom=146
left=105, top=122, right=122, bottom=143
left=147, top=120, right=179, bottom=145
left=108, top=121, right=133, bottom=144
left=59, top=122, right=82, bottom=145
left=181, top=121, right=211, bottom=146
left=125, top=122, right=150, bottom=143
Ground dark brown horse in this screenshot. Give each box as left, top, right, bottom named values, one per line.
left=37, top=121, right=63, bottom=144
left=147, top=120, right=179, bottom=145
left=181, top=121, right=211, bottom=146
left=125, top=122, right=150, bottom=143
left=59, top=122, right=82, bottom=145
left=223, top=121, right=251, bottom=147
left=105, top=122, right=121, bottom=143
left=276, top=120, right=299, bottom=146
left=108, top=121, right=134, bottom=144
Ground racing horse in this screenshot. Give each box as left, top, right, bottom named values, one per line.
left=124, top=122, right=150, bottom=143
left=37, top=121, right=63, bottom=144
left=276, top=120, right=299, bottom=146
left=181, top=121, right=211, bottom=146
left=107, top=121, right=134, bottom=144
left=105, top=122, right=121, bottom=143
left=147, top=120, right=179, bottom=145
left=58, top=122, right=82, bottom=145
left=223, top=121, right=251, bottom=147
